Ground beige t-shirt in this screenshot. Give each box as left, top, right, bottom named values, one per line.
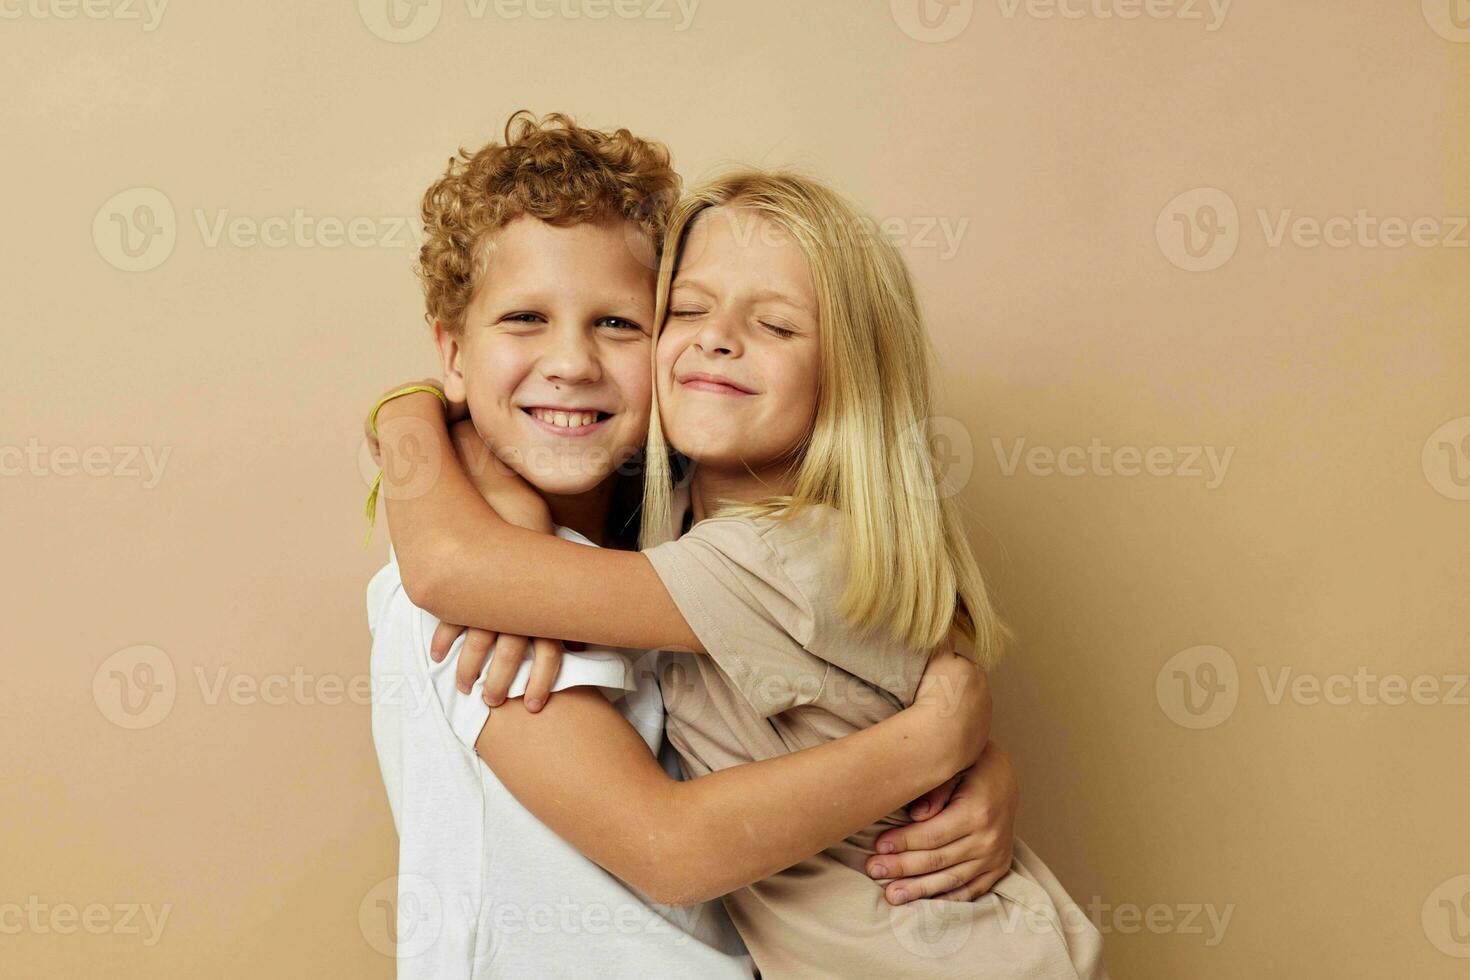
left=645, top=505, right=1108, bottom=980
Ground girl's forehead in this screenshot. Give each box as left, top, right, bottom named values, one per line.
left=675, top=208, right=817, bottom=312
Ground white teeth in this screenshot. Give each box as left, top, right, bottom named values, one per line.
left=531, top=409, right=601, bottom=429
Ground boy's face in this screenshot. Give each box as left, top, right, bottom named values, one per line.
left=436, top=215, right=655, bottom=496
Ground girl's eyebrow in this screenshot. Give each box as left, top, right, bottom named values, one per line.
left=673, top=278, right=809, bottom=311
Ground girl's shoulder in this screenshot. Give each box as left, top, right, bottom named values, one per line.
left=675, top=505, right=925, bottom=707
left=701, top=504, right=847, bottom=575
left=679, top=504, right=847, bottom=618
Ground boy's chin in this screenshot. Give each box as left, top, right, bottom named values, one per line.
left=518, top=466, right=616, bottom=498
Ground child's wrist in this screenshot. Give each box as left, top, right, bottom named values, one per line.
left=376, top=389, right=446, bottom=425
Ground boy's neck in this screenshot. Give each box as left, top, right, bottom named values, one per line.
left=540, top=475, right=618, bottom=547
left=689, top=465, right=796, bottom=523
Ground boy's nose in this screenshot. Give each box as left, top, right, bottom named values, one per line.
left=541, top=336, right=602, bottom=384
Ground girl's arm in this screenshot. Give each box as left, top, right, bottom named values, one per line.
left=473, top=648, right=990, bottom=908
left=375, top=388, right=704, bottom=652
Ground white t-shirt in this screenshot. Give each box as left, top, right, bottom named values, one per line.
left=367, top=526, right=753, bottom=979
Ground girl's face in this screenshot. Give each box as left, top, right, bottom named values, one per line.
left=656, top=207, right=822, bottom=476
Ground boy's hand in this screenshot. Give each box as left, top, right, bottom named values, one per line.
left=867, top=742, right=1019, bottom=904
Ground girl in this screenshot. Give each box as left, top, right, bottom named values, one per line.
left=375, top=170, right=1107, bottom=978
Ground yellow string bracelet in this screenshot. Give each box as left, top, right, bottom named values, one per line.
left=362, top=384, right=450, bottom=547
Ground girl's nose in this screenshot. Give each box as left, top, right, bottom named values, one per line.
left=692, top=313, right=741, bottom=357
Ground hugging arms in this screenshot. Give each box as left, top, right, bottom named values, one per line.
left=369, top=388, right=1019, bottom=906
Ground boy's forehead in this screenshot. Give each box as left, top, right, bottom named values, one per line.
left=470, top=214, right=658, bottom=300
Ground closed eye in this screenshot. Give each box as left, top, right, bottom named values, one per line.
left=761, top=320, right=797, bottom=338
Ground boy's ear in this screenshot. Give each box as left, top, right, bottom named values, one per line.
left=432, top=319, right=468, bottom=404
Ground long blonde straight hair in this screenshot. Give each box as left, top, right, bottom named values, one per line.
left=640, top=170, right=1012, bottom=668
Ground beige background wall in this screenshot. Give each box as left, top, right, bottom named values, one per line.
left=3, top=2, right=1466, bottom=977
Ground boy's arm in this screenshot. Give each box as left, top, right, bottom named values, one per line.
left=476, top=649, right=991, bottom=907
left=373, top=387, right=706, bottom=652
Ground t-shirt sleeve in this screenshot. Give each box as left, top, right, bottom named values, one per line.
left=409, top=612, right=639, bottom=750
left=643, top=517, right=832, bottom=719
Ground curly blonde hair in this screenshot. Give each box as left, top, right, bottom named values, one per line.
left=417, top=110, right=681, bottom=331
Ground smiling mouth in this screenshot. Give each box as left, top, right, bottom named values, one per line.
left=678, top=373, right=756, bottom=396
left=522, top=407, right=613, bottom=436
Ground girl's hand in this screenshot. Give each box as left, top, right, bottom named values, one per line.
left=866, top=742, right=1019, bottom=904
left=428, top=622, right=566, bottom=713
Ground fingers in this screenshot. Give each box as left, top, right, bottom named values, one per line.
left=455, top=628, right=497, bottom=693
left=907, top=774, right=960, bottom=822
left=867, top=835, right=972, bottom=884
left=521, top=638, right=564, bottom=713
left=880, top=858, right=989, bottom=905
left=431, top=621, right=469, bottom=664
left=873, top=801, right=972, bottom=859
left=482, top=634, right=530, bottom=707
left=935, top=867, right=1010, bottom=903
